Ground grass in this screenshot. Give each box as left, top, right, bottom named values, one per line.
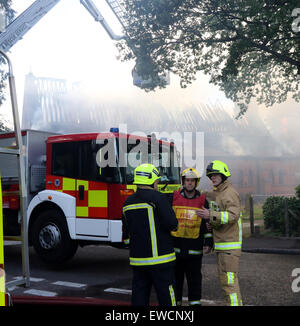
left=241, top=203, right=264, bottom=221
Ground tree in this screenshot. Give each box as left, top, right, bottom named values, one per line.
left=0, top=114, right=10, bottom=131
left=117, top=0, right=300, bottom=116
left=0, top=0, right=14, bottom=131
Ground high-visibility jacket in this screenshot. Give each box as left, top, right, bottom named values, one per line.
left=171, top=189, right=213, bottom=257
left=0, top=174, right=6, bottom=306
left=122, top=187, right=178, bottom=267
left=204, top=180, right=242, bottom=254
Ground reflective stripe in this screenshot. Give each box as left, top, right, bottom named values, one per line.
left=135, top=171, right=151, bottom=178
left=123, top=238, right=130, bottom=245
left=229, top=293, right=239, bottom=306
left=129, top=252, right=176, bottom=266
left=221, top=211, right=229, bottom=224
left=204, top=233, right=213, bottom=238
left=123, top=203, right=157, bottom=257
left=123, top=203, right=153, bottom=213
left=62, top=178, right=76, bottom=191
left=214, top=242, right=242, bottom=250
left=189, top=300, right=201, bottom=305
left=57, top=178, right=109, bottom=218
left=238, top=216, right=242, bottom=242
left=169, top=285, right=176, bottom=306
left=0, top=275, right=4, bottom=306
left=227, top=272, right=235, bottom=285
left=123, top=203, right=176, bottom=266
left=188, top=250, right=203, bottom=255
left=76, top=206, right=89, bottom=217
left=148, top=205, right=157, bottom=257
left=215, top=217, right=243, bottom=250
left=76, top=179, right=89, bottom=190
left=174, top=248, right=203, bottom=255
left=125, top=184, right=181, bottom=194
left=88, top=190, right=107, bottom=207
left=158, top=184, right=181, bottom=194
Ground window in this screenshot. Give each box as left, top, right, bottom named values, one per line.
left=52, top=140, right=121, bottom=183
left=269, top=170, right=275, bottom=185
left=79, top=140, right=120, bottom=183
left=51, top=138, right=181, bottom=185
left=248, top=169, right=254, bottom=186
left=279, top=169, right=284, bottom=185
left=122, top=141, right=181, bottom=185
left=52, top=142, right=78, bottom=178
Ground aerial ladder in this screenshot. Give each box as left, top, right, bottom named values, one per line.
left=0, top=0, right=162, bottom=295
left=0, top=0, right=125, bottom=50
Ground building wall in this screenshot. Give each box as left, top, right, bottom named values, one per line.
left=203, top=157, right=300, bottom=197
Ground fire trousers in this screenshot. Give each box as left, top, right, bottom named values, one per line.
left=175, top=255, right=203, bottom=306
left=217, top=251, right=243, bottom=306
left=131, top=264, right=176, bottom=306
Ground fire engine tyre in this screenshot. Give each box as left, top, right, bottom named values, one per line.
left=31, top=209, right=78, bottom=265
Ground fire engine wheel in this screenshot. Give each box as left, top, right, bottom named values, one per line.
left=32, top=209, right=78, bottom=264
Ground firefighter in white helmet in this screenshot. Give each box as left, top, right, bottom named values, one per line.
left=171, top=167, right=213, bottom=306
left=198, top=160, right=243, bottom=306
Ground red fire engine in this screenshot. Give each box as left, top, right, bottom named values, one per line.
left=0, top=129, right=180, bottom=264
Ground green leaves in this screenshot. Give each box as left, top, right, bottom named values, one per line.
left=118, top=0, right=300, bottom=116
left=263, top=195, right=300, bottom=237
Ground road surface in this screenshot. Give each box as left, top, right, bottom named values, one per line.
left=3, top=241, right=300, bottom=306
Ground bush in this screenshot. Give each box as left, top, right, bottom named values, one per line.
left=296, top=184, right=300, bottom=199
left=263, top=196, right=300, bottom=236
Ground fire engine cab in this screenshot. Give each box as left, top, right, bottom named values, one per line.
left=0, top=129, right=181, bottom=264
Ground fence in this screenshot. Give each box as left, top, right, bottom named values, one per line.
left=244, top=193, right=297, bottom=237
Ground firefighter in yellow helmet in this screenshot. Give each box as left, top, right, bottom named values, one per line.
left=197, top=160, right=243, bottom=306
left=171, top=167, right=213, bottom=306
left=122, top=164, right=178, bottom=306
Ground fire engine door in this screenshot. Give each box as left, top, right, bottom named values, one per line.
left=75, top=179, right=109, bottom=237
left=75, top=138, right=109, bottom=238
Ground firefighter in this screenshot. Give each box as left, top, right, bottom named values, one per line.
left=171, top=168, right=213, bottom=306
left=122, top=163, right=178, bottom=306
left=197, top=160, right=243, bottom=306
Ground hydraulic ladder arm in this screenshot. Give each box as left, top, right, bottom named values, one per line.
left=0, top=0, right=124, bottom=53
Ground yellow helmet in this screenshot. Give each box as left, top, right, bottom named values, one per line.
left=133, top=163, right=161, bottom=185
left=181, top=167, right=200, bottom=187
left=206, top=160, right=231, bottom=178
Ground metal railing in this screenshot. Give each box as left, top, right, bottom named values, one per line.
left=245, top=193, right=298, bottom=237
left=0, top=50, right=30, bottom=289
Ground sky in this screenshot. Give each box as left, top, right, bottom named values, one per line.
left=1, top=0, right=235, bottom=126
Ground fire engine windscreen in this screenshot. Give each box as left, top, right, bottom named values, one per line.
left=122, top=142, right=181, bottom=185
left=51, top=139, right=180, bottom=185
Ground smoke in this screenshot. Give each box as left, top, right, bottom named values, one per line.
left=255, top=99, right=300, bottom=155
left=21, top=72, right=300, bottom=159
